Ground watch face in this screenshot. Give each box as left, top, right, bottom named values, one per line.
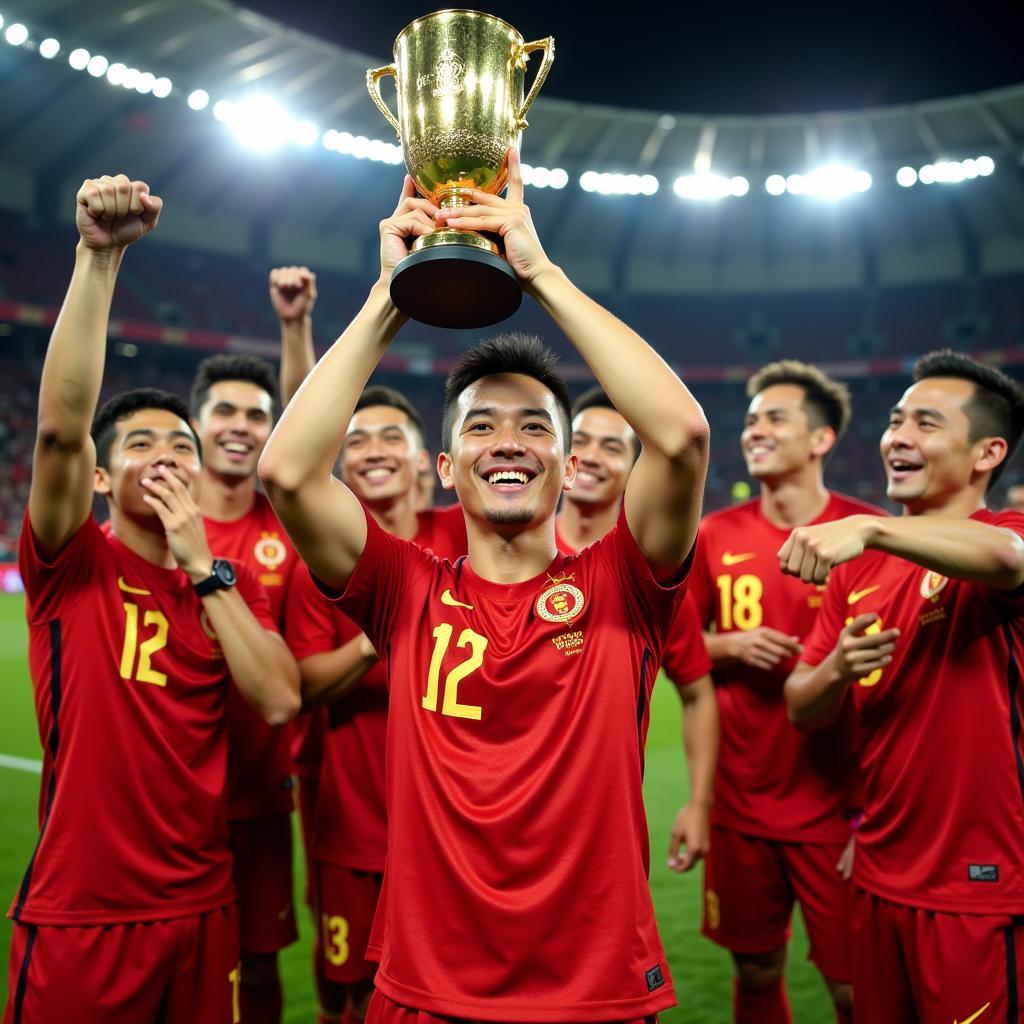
left=214, top=559, right=236, bottom=586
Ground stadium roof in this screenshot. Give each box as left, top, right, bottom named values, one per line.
left=1, top=0, right=1023, bottom=296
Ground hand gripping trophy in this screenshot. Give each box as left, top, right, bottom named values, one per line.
left=367, top=10, right=554, bottom=328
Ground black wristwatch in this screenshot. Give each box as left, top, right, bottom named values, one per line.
left=193, top=558, right=237, bottom=597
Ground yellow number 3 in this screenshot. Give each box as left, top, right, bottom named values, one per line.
left=321, top=913, right=350, bottom=966
left=119, top=602, right=169, bottom=687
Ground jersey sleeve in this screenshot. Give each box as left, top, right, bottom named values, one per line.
left=978, top=510, right=1024, bottom=611
left=799, top=566, right=849, bottom=667
left=232, top=561, right=278, bottom=633
left=684, top=527, right=714, bottom=628
left=661, top=592, right=713, bottom=688
left=285, top=566, right=343, bottom=660
left=326, top=507, right=435, bottom=656
left=18, top=510, right=107, bottom=623
left=598, top=505, right=692, bottom=655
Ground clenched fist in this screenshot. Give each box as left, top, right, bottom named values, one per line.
left=270, top=265, right=318, bottom=323
left=76, top=174, right=162, bottom=252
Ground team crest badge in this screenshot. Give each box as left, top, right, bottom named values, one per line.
left=920, top=570, right=949, bottom=602
left=536, top=573, right=585, bottom=624
left=254, top=532, right=287, bottom=573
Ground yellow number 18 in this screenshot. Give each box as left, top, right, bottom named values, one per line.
left=715, top=574, right=764, bottom=631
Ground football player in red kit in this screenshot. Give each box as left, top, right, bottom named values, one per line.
left=286, top=386, right=466, bottom=1024
left=555, top=386, right=719, bottom=876
left=3, top=174, right=299, bottom=1024
left=689, top=361, right=883, bottom=1024
left=786, top=350, right=1024, bottom=1023
left=260, top=153, right=710, bottom=1022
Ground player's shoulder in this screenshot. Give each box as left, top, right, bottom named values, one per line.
left=700, top=498, right=760, bottom=533
left=826, top=491, right=889, bottom=518
left=975, top=507, right=1024, bottom=531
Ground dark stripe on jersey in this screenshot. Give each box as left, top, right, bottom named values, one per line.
left=1002, top=624, right=1024, bottom=808
left=10, top=924, right=37, bottom=1024
left=1006, top=922, right=1020, bottom=1024
left=12, top=620, right=63, bottom=921
left=636, top=647, right=652, bottom=772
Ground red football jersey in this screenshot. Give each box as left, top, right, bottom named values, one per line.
left=801, top=508, right=1024, bottom=914
left=329, top=506, right=683, bottom=1021
left=556, top=515, right=710, bottom=689
left=12, top=513, right=275, bottom=925
left=287, top=507, right=469, bottom=873
left=690, top=493, right=882, bottom=842
left=203, top=493, right=296, bottom=819
left=662, top=593, right=713, bottom=689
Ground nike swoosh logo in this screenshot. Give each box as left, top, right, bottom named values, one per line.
left=955, top=1003, right=991, bottom=1024
left=722, top=551, right=756, bottom=566
left=441, top=589, right=473, bottom=611
left=118, top=577, right=151, bottom=596
left=848, top=585, right=881, bottom=605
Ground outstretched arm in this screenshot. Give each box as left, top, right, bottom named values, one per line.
left=439, top=151, right=709, bottom=573
left=779, top=514, right=1024, bottom=589
left=269, top=265, right=317, bottom=405
left=259, top=179, right=438, bottom=590
left=30, top=175, right=162, bottom=556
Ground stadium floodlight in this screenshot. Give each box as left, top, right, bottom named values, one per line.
left=639, top=174, right=658, bottom=195
left=152, top=77, right=172, bottom=99
left=674, top=174, right=738, bottom=201
left=322, top=128, right=338, bottom=149
left=521, top=163, right=568, bottom=189
left=976, top=155, right=995, bottom=176
left=765, top=174, right=786, bottom=196
left=121, top=67, right=140, bottom=89
left=918, top=163, right=936, bottom=185
left=229, top=96, right=293, bottom=152
left=4, top=22, right=28, bottom=46
left=0, top=15, right=4, bottom=31
left=187, top=89, right=210, bottom=111
left=793, top=165, right=872, bottom=199
left=579, top=171, right=599, bottom=193
left=292, top=120, right=318, bottom=146
left=106, top=62, right=127, bottom=86
left=68, top=48, right=90, bottom=70
left=896, top=166, right=917, bottom=187
left=549, top=168, right=569, bottom=190
left=135, top=71, right=155, bottom=94
left=785, top=173, right=805, bottom=195
left=335, top=131, right=354, bottom=154
left=212, top=99, right=234, bottom=123
left=86, top=54, right=108, bottom=78
left=39, top=37, right=60, bottom=59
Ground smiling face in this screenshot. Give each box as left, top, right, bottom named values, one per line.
left=341, top=404, right=427, bottom=505
left=741, top=383, right=833, bottom=480
left=569, top=406, right=636, bottom=507
left=95, top=407, right=201, bottom=518
left=882, top=376, right=1002, bottom=512
left=192, top=380, right=273, bottom=481
left=438, top=373, right=575, bottom=532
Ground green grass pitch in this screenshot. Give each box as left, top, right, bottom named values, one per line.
left=0, top=592, right=833, bottom=1021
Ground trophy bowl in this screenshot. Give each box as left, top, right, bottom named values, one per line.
left=368, top=9, right=554, bottom=329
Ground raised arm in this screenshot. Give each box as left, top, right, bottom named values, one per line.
left=779, top=514, right=1024, bottom=589
left=29, top=175, right=162, bottom=555
left=297, top=633, right=377, bottom=706
left=438, top=151, right=709, bottom=572
left=269, top=265, right=317, bottom=405
left=258, top=179, right=438, bottom=590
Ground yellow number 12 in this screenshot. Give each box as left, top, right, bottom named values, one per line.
left=119, top=602, right=170, bottom=687
left=423, top=623, right=487, bottom=720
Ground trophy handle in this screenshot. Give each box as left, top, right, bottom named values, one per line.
left=366, top=64, right=401, bottom=139
left=514, top=37, right=555, bottom=131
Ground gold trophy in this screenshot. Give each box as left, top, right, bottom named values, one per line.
left=367, top=10, right=554, bottom=329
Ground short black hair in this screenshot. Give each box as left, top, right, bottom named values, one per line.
left=571, top=386, right=641, bottom=460
left=189, top=354, right=278, bottom=418
left=92, top=388, right=200, bottom=469
left=912, top=348, right=1024, bottom=490
left=354, top=385, right=426, bottom=448
left=441, top=333, right=572, bottom=451
left=747, top=360, right=852, bottom=440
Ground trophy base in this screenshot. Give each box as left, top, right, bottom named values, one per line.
left=390, top=244, right=522, bottom=329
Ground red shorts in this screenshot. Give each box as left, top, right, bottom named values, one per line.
left=228, top=813, right=297, bottom=954
left=3, top=904, right=239, bottom=1024
left=701, top=824, right=850, bottom=980
left=366, top=991, right=658, bottom=1024
left=315, top=860, right=382, bottom=983
left=852, top=887, right=1024, bottom=1023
